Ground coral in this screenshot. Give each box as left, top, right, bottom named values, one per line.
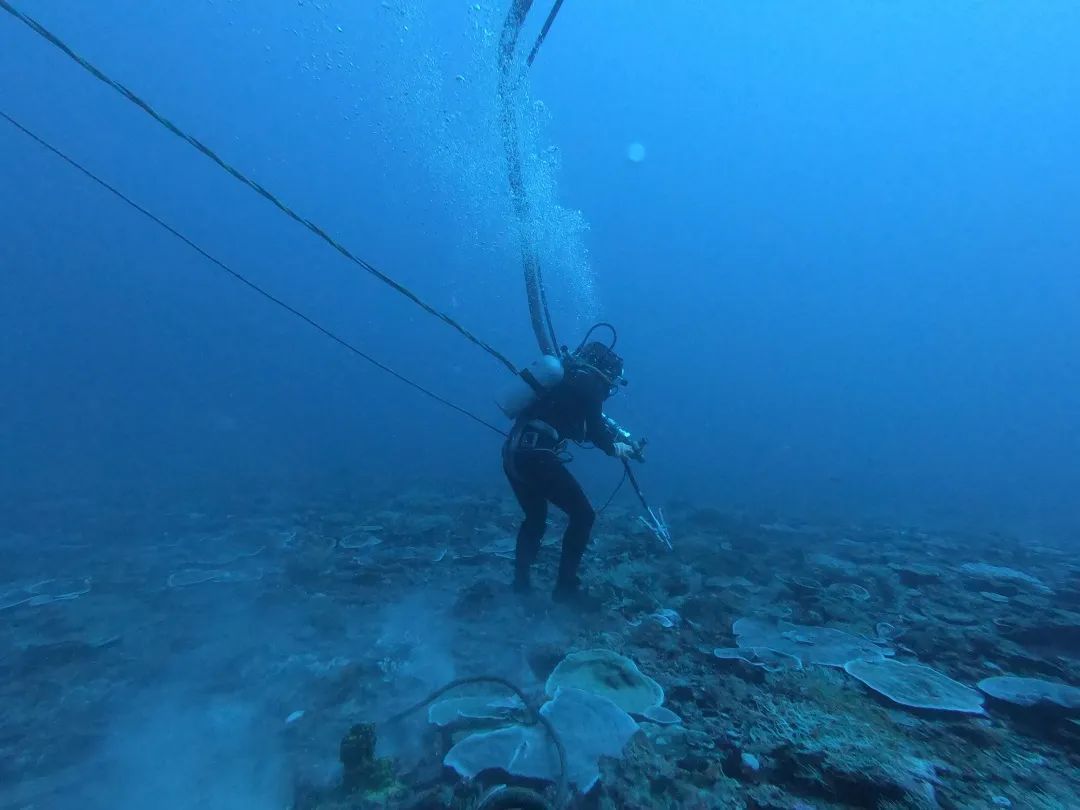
left=731, top=617, right=892, bottom=668
left=443, top=687, right=639, bottom=794
left=958, top=562, right=1051, bottom=594
left=746, top=686, right=940, bottom=807
left=844, top=658, right=986, bottom=714
left=427, top=695, right=526, bottom=728
left=544, top=649, right=665, bottom=715
left=977, top=675, right=1080, bottom=710
left=642, top=705, right=682, bottom=725
left=339, top=723, right=399, bottom=798
left=713, top=646, right=803, bottom=673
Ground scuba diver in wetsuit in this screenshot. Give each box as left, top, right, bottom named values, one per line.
left=501, top=324, right=644, bottom=606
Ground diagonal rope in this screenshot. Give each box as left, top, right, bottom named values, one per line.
left=526, top=0, right=567, bottom=67
left=0, top=109, right=508, bottom=438
left=0, top=0, right=519, bottom=376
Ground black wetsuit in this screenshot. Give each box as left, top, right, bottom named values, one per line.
left=502, top=368, right=619, bottom=595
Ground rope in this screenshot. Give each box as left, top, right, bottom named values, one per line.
left=0, top=109, right=508, bottom=438
left=384, top=675, right=567, bottom=809
left=596, top=466, right=628, bottom=516
left=526, top=0, right=567, bottom=67
left=0, top=0, right=519, bottom=377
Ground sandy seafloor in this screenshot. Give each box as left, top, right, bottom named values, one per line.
left=2, top=485, right=1077, bottom=809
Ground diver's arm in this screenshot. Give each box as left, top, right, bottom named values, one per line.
left=574, top=372, right=642, bottom=458
left=587, top=405, right=646, bottom=461
left=585, top=400, right=618, bottom=455
left=600, top=413, right=645, bottom=461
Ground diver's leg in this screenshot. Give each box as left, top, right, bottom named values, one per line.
left=539, top=460, right=596, bottom=597
left=505, top=454, right=548, bottom=592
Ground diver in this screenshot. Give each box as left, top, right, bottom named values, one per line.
left=499, top=324, right=644, bottom=607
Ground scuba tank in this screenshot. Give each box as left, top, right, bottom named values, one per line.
left=496, top=323, right=622, bottom=419
left=496, top=354, right=564, bottom=418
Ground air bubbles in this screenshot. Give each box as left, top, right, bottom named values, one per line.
left=626, top=141, right=646, bottom=163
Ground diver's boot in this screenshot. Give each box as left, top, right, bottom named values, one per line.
left=512, top=564, right=532, bottom=594
left=552, top=576, right=604, bottom=613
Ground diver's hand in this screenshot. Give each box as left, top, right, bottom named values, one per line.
left=614, top=441, right=645, bottom=462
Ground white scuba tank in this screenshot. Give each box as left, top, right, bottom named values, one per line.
left=496, top=355, right=564, bottom=418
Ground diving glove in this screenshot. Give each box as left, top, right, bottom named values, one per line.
left=614, top=438, right=646, bottom=462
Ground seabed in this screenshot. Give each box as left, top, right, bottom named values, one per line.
left=1, top=487, right=1077, bottom=809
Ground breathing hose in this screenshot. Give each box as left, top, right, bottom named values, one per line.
left=498, top=0, right=560, bottom=357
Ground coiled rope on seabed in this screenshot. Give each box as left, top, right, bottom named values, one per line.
left=385, top=675, right=568, bottom=809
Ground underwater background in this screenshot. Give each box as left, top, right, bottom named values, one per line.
left=3, top=0, right=1079, bottom=537
left=1, top=2, right=1079, bottom=809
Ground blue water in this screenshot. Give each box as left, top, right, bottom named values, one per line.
left=1, top=2, right=1079, bottom=807
left=2, top=1, right=1078, bottom=536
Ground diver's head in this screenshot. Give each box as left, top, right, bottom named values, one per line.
left=570, top=322, right=626, bottom=397
left=575, top=341, right=624, bottom=388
